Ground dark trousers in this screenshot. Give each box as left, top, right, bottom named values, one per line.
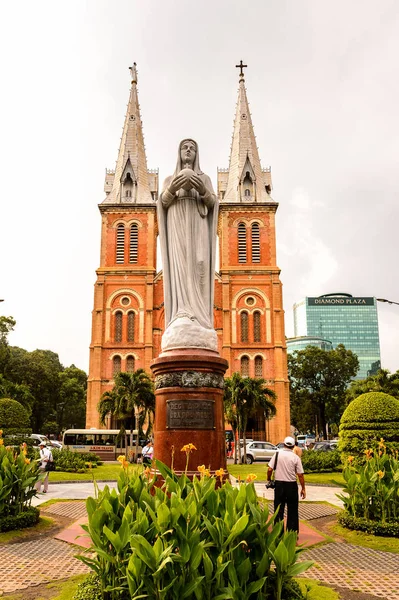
left=274, top=481, right=299, bottom=533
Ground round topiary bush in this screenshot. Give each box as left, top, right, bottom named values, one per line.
left=339, top=391, right=399, bottom=457
left=0, top=397, right=31, bottom=437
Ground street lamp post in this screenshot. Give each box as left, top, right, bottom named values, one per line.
left=377, top=298, right=399, bottom=306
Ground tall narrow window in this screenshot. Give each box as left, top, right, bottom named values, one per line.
left=130, top=223, right=138, bottom=263
left=255, top=356, right=263, bottom=377
left=126, top=355, right=135, bottom=373
left=251, top=223, right=260, bottom=263
left=241, top=356, right=249, bottom=377
left=241, top=311, right=249, bottom=342
left=115, top=311, right=123, bottom=342
left=238, top=223, right=247, bottom=263
left=116, top=224, right=125, bottom=263
left=113, top=356, right=121, bottom=376
left=127, top=311, right=135, bottom=342
left=253, top=311, right=261, bottom=342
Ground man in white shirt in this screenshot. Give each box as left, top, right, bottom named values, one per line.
left=35, top=441, right=52, bottom=494
left=267, top=436, right=306, bottom=533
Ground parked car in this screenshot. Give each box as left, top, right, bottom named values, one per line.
left=30, top=434, right=52, bottom=447
left=312, top=441, right=338, bottom=452
left=296, top=434, right=316, bottom=447
left=242, top=441, right=278, bottom=464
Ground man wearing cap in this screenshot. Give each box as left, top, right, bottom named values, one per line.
left=35, top=442, right=52, bottom=494
left=267, top=436, right=306, bottom=533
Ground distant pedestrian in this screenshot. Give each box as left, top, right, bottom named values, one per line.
left=293, top=441, right=303, bottom=458
left=267, top=436, right=306, bottom=533
left=142, top=441, right=153, bottom=465
left=35, top=442, right=53, bottom=494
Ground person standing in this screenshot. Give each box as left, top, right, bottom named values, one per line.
left=267, top=436, right=306, bottom=533
left=35, top=441, right=53, bottom=494
left=142, top=441, right=153, bottom=465
left=293, top=441, right=303, bottom=458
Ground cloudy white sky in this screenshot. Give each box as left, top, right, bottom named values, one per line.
left=1, top=0, right=398, bottom=373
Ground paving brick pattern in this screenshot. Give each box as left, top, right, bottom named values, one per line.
left=0, top=538, right=89, bottom=593
left=43, top=500, right=87, bottom=520
left=266, top=501, right=338, bottom=521
left=301, top=543, right=399, bottom=599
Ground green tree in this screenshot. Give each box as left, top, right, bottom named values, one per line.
left=0, top=316, right=16, bottom=372
left=57, top=365, right=87, bottom=430
left=97, top=369, right=155, bottom=459
left=0, top=398, right=31, bottom=437
left=346, top=368, right=399, bottom=403
left=224, top=373, right=276, bottom=463
left=289, top=344, right=359, bottom=439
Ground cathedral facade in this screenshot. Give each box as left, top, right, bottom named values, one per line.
left=86, top=63, right=290, bottom=444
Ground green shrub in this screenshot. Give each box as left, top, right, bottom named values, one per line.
left=338, top=512, right=399, bottom=538
left=51, top=449, right=89, bottom=473
left=0, top=398, right=31, bottom=436
left=339, top=392, right=399, bottom=458
left=0, top=506, right=40, bottom=532
left=0, top=434, right=40, bottom=517
left=78, top=451, right=102, bottom=465
left=77, top=461, right=312, bottom=600
left=73, top=574, right=102, bottom=600
left=337, top=450, right=399, bottom=531
left=301, top=450, right=342, bottom=473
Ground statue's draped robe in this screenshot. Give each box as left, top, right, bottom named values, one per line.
left=157, top=142, right=218, bottom=332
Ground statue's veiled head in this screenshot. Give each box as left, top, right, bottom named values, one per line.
left=175, top=138, right=202, bottom=176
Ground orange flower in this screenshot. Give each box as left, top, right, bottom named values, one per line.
left=25, top=458, right=31, bottom=465
left=364, top=448, right=373, bottom=459
left=0, top=429, right=3, bottom=436
left=377, top=470, right=384, bottom=479
left=181, top=443, right=197, bottom=453
left=117, top=455, right=125, bottom=463
left=215, top=467, right=226, bottom=482
left=379, top=438, right=385, bottom=448
left=197, top=465, right=211, bottom=477
left=245, top=473, right=257, bottom=483
left=0, top=439, right=4, bottom=446
left=143, top=466, right=152, bottom=479
left=347, top=456, right=355, bottom=464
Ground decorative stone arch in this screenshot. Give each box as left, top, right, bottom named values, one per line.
left=232, top=288, right=271, bottom=344
left=112, top=218, right=129, bottom=229
left=126, top=218, right=144, bottom=229
left=106, top=289, right=144, bottom=343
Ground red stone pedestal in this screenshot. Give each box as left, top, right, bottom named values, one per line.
left=150, top=349, right=228, bottom=476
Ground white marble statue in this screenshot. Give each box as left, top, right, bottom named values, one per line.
left=157, top=139, right=219, bottom=351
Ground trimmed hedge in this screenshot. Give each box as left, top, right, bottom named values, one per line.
left=73, top=574, right=102, bottom=600
left=0, top=506, right=40, bottom=532
left=339, top=392, right=399, bottom=457
left=301, top=449, right=342, bottom=473
left=0, top=397, right=31, bottom=436
left=51, top=449, right=92, bottom=473
left=338, top=512, right=399, bottom=538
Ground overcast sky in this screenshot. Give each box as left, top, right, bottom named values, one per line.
left=1, top=0, right=398, bottom=374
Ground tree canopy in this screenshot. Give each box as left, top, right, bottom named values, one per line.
left=346, top=368, right=399, bottom=403
left=288, top=344, right=359, bottom=439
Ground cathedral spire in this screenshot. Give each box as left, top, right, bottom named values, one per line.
left=223, top=63, right=272, bottom=203
left=103, top=62, right=153, bottom=204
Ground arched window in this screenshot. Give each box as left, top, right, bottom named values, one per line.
left=253, top=311, right=261, bottom=342
left=244, top=189, right=250, bottom=197
left=251, top=223, right=260, bottom=263
left=125, top=189, right=131, bottom=198
left=126, top=355, right=135, bottom=373
left=238, top=223, right=247, bottom=263
left=127, top=311, right=135, bottom=342
left=129, top=223, right=138, bottom=263
left=241, top=356, right=249, bottom=377
left=255, top=356, right=263, bottom=378
left=241, top=311, right=249, bottom=342
left=116, top=224, right=125, bottom=263
left=115, top=311, right=123, bottom=342
left=113, top=356, right=121, bottom=376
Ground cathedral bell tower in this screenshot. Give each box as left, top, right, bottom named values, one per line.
left=215, top=62, right=290, bottom=442
left=86, top=63, right=159, bottom=427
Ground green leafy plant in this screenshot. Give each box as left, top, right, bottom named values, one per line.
left=51, top=449, right=95, bottom=473
left=0, top=506, right=39, bottom=532
left=301, top=450, right=342, bottom=473
left=77, top=459, right=312, bottom=599
left=73, top=573, right=102, bottom=600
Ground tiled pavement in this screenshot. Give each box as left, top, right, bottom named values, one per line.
left=301, top=543, right=399, bottom=599
left=0, top=538, right=89, bottom=594
left=43, top=500, right=88, bottom=520
left=265, top=501, right=338, bottom=521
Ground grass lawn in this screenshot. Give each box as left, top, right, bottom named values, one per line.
left=296, top=578, right=340, bottom=599
left=49, top=463, right=141, bottom=482
left=228, top=464, right=345, bottom=486
left=330, top=521, right=399, bottom=554
left=1, top=574, right=87, bottom=600
left=0, top=516, right=54, bottom=544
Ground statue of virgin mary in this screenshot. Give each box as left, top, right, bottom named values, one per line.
left=157, top=139, right=219, bottom=351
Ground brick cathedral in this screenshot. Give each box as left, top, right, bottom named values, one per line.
left=86, top=63, right=290, bottom=444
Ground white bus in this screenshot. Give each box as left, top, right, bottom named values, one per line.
left=62, top=429, right=143, bottom=461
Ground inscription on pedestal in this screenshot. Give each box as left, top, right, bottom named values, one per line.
left=166, top=399, right=215, bottom=429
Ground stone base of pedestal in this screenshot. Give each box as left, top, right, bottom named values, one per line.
left=150, top=349, right=228, bottom=475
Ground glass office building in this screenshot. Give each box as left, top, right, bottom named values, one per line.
left=293, top=293, right=381, bottom=379
left=286, top=336, right=333, bottom=354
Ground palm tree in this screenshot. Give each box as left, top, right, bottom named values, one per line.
left=97, top=369, right=155, bottom=459
left=224, top=373, right=276, bottom=464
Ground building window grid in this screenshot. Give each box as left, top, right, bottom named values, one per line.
left=241, top=356, right=249, bottom=376
left=127, top=311, right=135, bottom=342
left=241, top=311, right=249, bottom=342
left=253, top=311, right=261, bottom=342
left=126, top=355, right=135, bottom=373
left=254, top=356, right=263, bottom=377
left=238, top=223, right=247, bottom=263
left=116, top=224, right=125, bottom=264
left=251, top=223, right=260, bottom=263
left=115, top=311, right=123, bottom=342
left=130, top=224, right=138, bottom=263
left=113, top=356, right=121, bottom=376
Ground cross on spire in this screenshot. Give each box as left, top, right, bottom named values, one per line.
left=235, top=60, right=248, bottom=79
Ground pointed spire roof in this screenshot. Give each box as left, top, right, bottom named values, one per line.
left=103, top=62, right=153, bottom=204
left=223, top=65, right=271, bottom=203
